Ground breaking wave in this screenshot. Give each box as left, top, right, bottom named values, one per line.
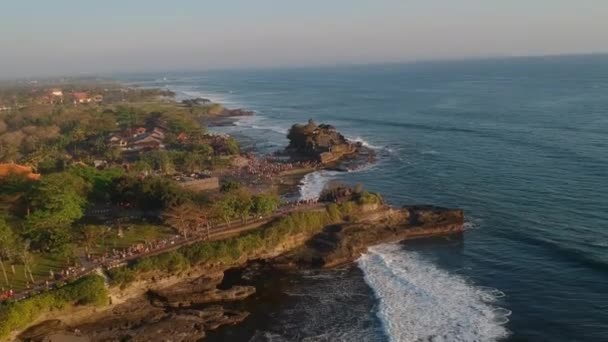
left=298, top=170, right=340, bottom=201
left=348, top=136, right=382, bottom=150
left=464, top=215, right=484, bottom=231
left=357, top=244, right=511, bottom=342
left=234, top=116, right=288, bottom=135
left=173, top=88, right=240, bottom=107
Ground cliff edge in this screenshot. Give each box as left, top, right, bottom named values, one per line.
left=275, top=205, right=464, bottom=268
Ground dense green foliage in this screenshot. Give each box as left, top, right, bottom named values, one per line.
left=69, top=165, right=125, bottom=201
left=24, top=173, right=89, bottom=252
left=0, top=275, right=108, bottom=340
left=110, top=175, right=194, bottom=210
left=109, top=205, right=347, bottom=288
left=211, top=190, right=279, bottom=224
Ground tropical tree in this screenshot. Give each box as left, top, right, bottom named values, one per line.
left=233, top=190, right=253, bottom=223
left=27, top=172, right=88, bottom=216
left=98, top=226, right=113, bottom=254
left=80, top=225, right=106, bottom=254
left=25, top=172, right=88, bottom=251
left=162, top=203, right=205, bottom=238
left=211, top=198, right=236, bottom=225
left=20, top=240, right=35, bottom=285
left=252, top=194, right=280, bottom=216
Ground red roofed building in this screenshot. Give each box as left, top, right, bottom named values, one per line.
left=0, top=163, right=41, bottom=181
left=72, top=92, right=92, bottom=104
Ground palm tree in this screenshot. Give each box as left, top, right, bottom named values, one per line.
left=81, top=225, right=104, bottom=254
left=0, top=247, right=12, bottom=287
left=21, top=240, right=35, bottom=285
left=99, top=226, right=112, bottom=254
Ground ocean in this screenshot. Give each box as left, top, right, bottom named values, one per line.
left=121, top=55, right=608, bottom=341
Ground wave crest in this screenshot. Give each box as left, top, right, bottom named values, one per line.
left=298, top=170, right=339, bottom=201
left=357, top=244, right=511, bottom=342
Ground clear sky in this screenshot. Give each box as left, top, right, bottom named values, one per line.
left=1, top=0, right=607, bottom=78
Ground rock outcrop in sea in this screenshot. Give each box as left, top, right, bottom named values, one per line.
left=285, top=119, right=361, bottom=164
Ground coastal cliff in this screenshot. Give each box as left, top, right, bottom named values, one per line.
left=14, top=203, right=464, bottom=341
left=275, top=205, right=465, bottom=269
left=285, top=119, right=361, bottom=164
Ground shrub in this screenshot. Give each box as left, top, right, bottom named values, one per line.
left=356, top=191, right=383, bottom=205
left=0, top=275, right=108, bottom=340
left=107, top=267, right=136, bottom=289
left=107, top=203, right=355, bottom=288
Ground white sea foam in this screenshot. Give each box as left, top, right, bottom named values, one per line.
left=357, top=244, right=511, bottom=342
left=234, top=115, right=288, bottom=135
left=248, top=330, right=289, bottom=342
left=463, top=216, right=484, bottom=231
left=298, top=170, right=339, bottom=201
left=251, top=124, right=288, bottom=135
left=348, top=136, right=382, bottom=150
left=234, top=115, right=259, bottom=127
left=173, top=88, right=241, bottom=107
left=298, top=158, right=384, bottom=200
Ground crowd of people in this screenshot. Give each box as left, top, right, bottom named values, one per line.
left=1, top=264, right=89, bottom=302
left=229, top=154, right=318, bottom=183
left=88, top=235, right=184, bottom=269
left=0, top=289, right=14, bottom=301
left=0, top=196, right=322, bottom=303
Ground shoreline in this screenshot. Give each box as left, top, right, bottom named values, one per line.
left=6, top=90, right=464, bottom=342
left=15, top=202, right=465, bottom=341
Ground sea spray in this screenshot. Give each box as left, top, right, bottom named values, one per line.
left=357, top=244, right=510, bottom=342
left=348, top=136, right=382, bottom=150
left=298, top=170, right=340, bottom=201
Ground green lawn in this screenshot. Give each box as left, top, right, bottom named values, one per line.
left=0, top=224, right=174, bottom=293
left=1, top=253, right=69, bottom=292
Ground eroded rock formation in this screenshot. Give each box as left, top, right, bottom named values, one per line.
left=286, top=119, right=361, bottom=164
left=27, top=273, right=254, bottom=342
left=275, top=205, right=464, bottom=268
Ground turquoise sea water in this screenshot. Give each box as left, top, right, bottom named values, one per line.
left=123, top=55, right=608, bottom=341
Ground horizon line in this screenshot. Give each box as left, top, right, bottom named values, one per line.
left=2, top=51, right=608, bottom=83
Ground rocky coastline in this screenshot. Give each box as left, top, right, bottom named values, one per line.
left=275, top=205, right=464, bottom=269
left=18, top=203, right=464, bottom=341
left=12, top=112, right=464, bottom=342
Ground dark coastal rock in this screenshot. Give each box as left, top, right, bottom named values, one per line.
left=285, top=119, right=361, bottom=164
left=153, top=285, right=256, bottom=308
left=275, top=205, right=464, bottom=268
left=147, top=272, right=255, bottom=307
left=39, top=271, right=253, bottom=342
left=182, top=97, right=211, bottom=106
left=221, top=108, right=254, bottom=116
left=70, top=299, right=249, bottom=341
left=17, top=320, right=68, bottom=341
